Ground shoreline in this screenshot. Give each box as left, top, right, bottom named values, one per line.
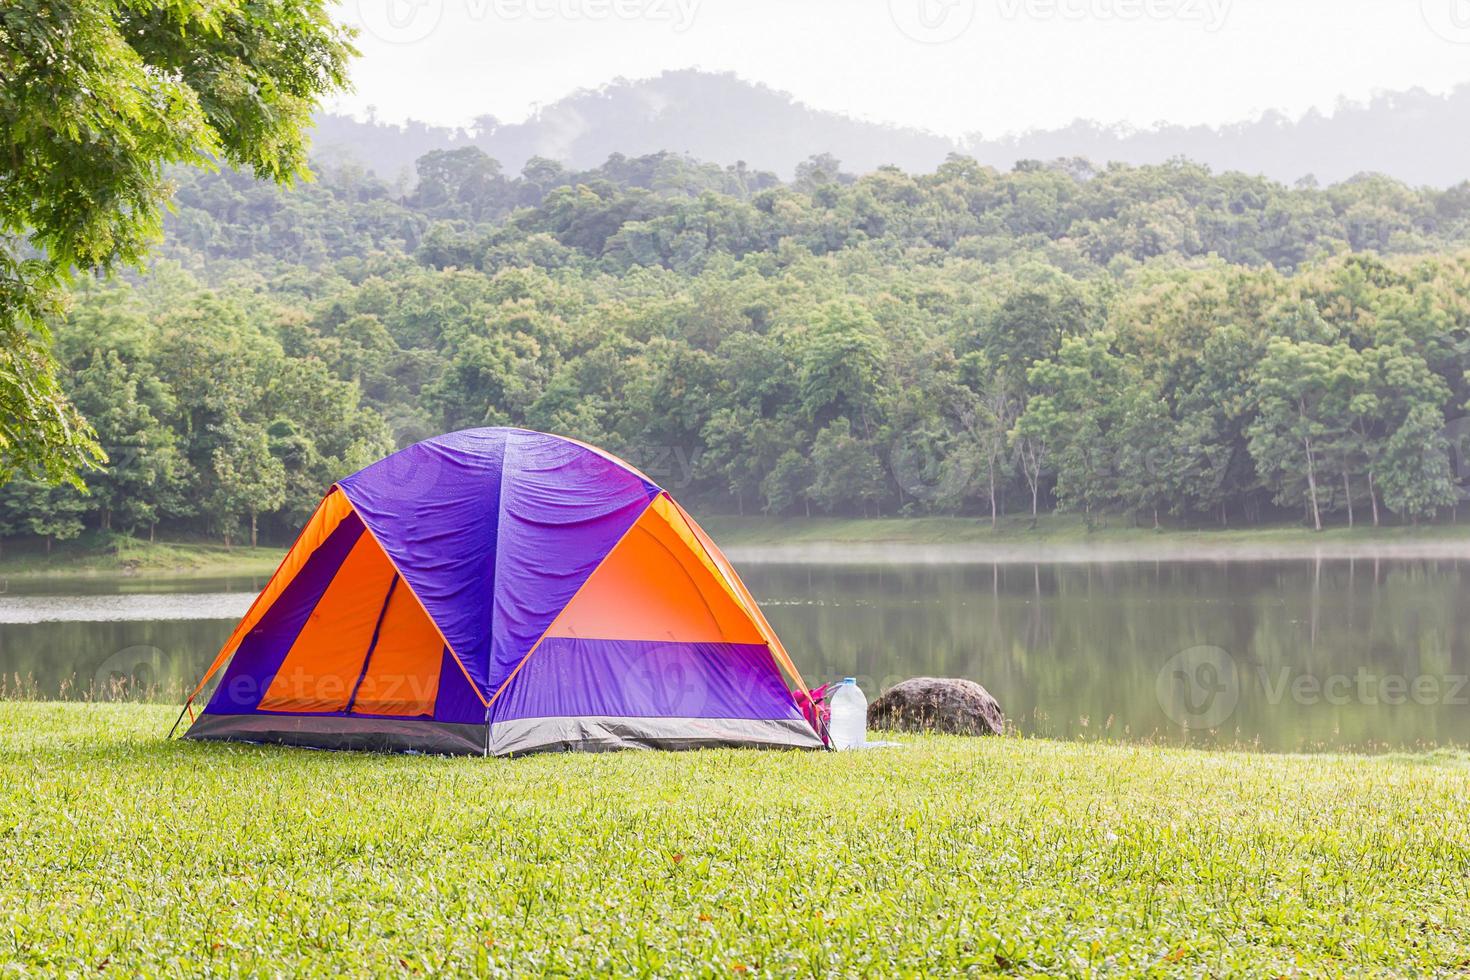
left=0, top=540, right=282, bottom=582
left=2, top=517, right=1469, bottom=581
left=722, top=537, right=1470, bottom=565
left=710, top=516, right=1470, bottom=564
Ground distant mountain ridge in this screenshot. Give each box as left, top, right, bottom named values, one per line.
left=969, top=87, right=1470, bottom=189
left=313, top=70, right=956, bottom=184
left=314, top=70, right=1470, bottom=188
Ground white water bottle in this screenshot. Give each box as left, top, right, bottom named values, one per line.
left=829, top=677, right=867, bottom=750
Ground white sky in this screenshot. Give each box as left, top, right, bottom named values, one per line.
left=333, top=0, right=1470, bottom=137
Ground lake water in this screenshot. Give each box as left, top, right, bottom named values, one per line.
left=2, top=556, right=1466, bottom=752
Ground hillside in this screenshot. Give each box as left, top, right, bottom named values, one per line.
left=8, top=149, right=1470, bottom=553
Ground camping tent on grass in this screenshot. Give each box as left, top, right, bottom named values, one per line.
left=176, top=428, right=823, bottom=756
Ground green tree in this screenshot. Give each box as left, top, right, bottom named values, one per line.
left=1347, top=342, right=1455, bottom=527
left=1246, top=340, right=1345, bottom=531
left=701, top=409, right=792, bottom=516
left=797, top=301, right=885, bottom=435
left=953, top=353, right=1017, bottom=528
left=1378, top=405, right=1458, bottom=523
left=1167, top=323, right=1266, bottom=526
left=762, top=449, right=815, bottom=517
left=982, top=282, right=1090, bottom=388
left=210, top=423, right=287, bottom=548
left=68, top=349, right=186, bottom=535
left=808, top=419, right=886, bottom=516
left=11, top=142, right=1470, bottom=539
left=1021, top=334, right=1140, bottom=527
left=0, top=477, right=86, bottom=553
left=1113, top=389, right=1177, bottom=528
left=412, top=148, right=508, bottom=222
left=1, top=0, right=355, bottom=483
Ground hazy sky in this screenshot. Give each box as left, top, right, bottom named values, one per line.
left=334, top=0, right=1470, bottom=137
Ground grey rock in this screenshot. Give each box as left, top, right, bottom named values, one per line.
left=866, top=677, right=1006, bottom=736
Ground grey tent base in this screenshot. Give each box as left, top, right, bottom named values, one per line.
left=183, top=712, right=822, bottom=756
left=184, top=712, right=488, bottom=755
left=489, top=716, right=823, bottom=756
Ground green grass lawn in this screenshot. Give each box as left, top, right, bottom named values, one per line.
left=2, top=704, right=1468, bottom=974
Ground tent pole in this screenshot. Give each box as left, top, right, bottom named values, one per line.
left=167, top=697, right=193, bottom=739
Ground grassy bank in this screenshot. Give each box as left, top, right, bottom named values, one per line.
left=3, top=703, right=1467, bottom=974
left=0, top=534, right=281, bottom=579
left=5, top=517, right=1470, bottom=582
left=705, top=513, right=1470, bottom=546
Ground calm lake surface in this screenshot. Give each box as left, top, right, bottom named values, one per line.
left=2, top=556, right=1466, bottom=753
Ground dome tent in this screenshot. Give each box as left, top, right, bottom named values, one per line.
left=178, top=428, right=823, bottom=756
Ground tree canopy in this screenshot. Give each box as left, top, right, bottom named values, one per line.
left=0, top=0, right=354, bottom=484
left=7, top=146, right=1470, bottom=549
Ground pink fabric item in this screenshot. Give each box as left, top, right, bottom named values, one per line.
left=795, top=684, right=833, bottom=747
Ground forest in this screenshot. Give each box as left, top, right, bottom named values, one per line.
left=5, top=147, right=1470, bottom=550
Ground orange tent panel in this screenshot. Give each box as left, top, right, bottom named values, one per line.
left=547, top=499, right=763, bottom=645
left=348, top=583, right=446, bottom=717
left=669, top=497, right=809, bottom=693
left=258, top=532, right=398, bottom=713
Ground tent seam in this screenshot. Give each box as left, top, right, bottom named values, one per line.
left=487, top=430, right=515, bottom=723
left=344, top=573, right=400, bottom=715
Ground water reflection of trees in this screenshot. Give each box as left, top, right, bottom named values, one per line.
left=748, top=559, right=1468, bottom=753
left=0, top=619, right=231, bottom=701
left=1, top=561, right=1464, bottom=752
